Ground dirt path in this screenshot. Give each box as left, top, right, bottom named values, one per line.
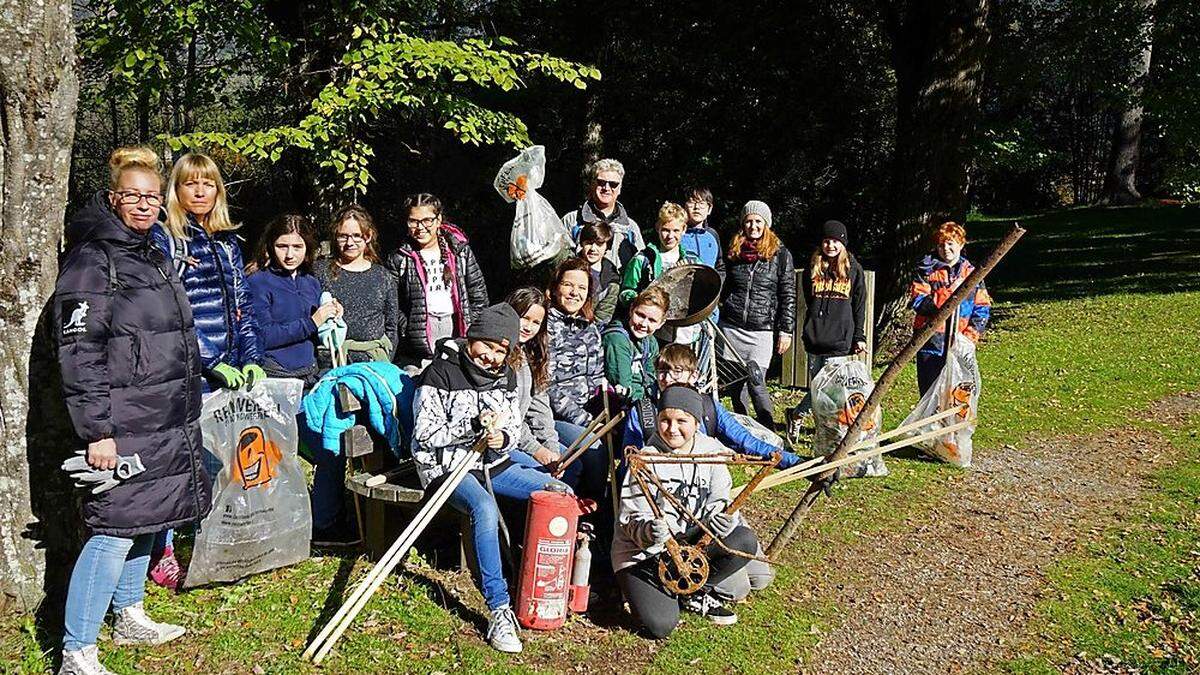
left=804, top=392, right=1200, bottom=674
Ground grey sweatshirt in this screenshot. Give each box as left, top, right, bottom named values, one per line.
left=515, top=360, right=560, bottom=454
left=611, top=434, right=733, bottom=572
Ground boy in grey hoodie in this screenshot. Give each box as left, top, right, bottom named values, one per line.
left=612, top=386, right=759, bottom=638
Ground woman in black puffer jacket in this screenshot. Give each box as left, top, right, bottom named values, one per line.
left=55, top=147, right=210, bottom=673
left=718, top=200, right=796, bottom=430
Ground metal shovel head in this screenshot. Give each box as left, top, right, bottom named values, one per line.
left=647, top=263, right=722, bottom=327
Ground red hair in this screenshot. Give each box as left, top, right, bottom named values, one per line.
left=933, top=221, right=967, bottom=246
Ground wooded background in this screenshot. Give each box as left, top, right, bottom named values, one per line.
left=1, top=0, right=1197, bottom=609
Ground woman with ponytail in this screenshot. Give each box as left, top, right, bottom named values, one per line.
left=55, top=147, right=209, bottom=673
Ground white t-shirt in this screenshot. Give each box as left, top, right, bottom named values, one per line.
left=420, top=248, right=454, bottom=317
left=659, top=246, right=681, bottom=268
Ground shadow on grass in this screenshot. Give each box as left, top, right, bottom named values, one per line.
left=302, top=553, right=359, bottom=646
left=967, top=205, right=1200, bottom=307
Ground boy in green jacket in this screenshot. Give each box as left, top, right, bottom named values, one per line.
left=619, top=202, right=699, bottom=305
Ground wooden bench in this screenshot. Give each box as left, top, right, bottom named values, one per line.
left=333, top=384, right=467, bottom=567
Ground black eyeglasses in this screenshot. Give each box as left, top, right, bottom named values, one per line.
left=111, top=190, right=163, bottom=207
left=407, top=217, right=438, bottom=230
left=595, top=179, right=621, bottom=189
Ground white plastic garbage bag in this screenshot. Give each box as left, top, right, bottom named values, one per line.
left=900, top=338, right=981, bottom=467
left=494, top=145, right=573, bottom=269
left=810, top=357, right=887, bottom=478
left=186, top=378, right=311, bottom=587
left=729, top=412, right=786, bottom=451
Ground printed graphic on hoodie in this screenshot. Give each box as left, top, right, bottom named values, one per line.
left=811, top=276, right=852, bottom=299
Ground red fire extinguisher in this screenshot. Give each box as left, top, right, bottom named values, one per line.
left=516, top=488, right=595, bottom=630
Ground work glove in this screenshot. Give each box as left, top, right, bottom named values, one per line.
left=707, top=511, right=738, bottom=538
left=241, top=364, right=266, bottom=389
left=649, top=518, right=672, bottom=547
left=61, top=450, right=146, bottom=494
left=212, top=362, right=246, bottom=389
left=809, top=470, right=839, bottom=498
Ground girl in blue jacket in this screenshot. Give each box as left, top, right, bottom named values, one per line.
left=246, top=214, right=341, bottom=387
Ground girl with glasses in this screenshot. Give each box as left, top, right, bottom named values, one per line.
left=387, top=193, right=489, bottom=374
left=315, top=205, right=398, bottom=365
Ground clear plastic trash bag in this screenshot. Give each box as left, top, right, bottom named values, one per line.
left=494, top=145, right=573, bottom=269
left=185, top=378, right=311, bottom=587
left=901, top=337, right=981, bottom=467
left=810, top=357, right=888, bottom=478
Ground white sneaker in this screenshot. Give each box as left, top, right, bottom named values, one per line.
left=58, top=645, right=113, bottom=675
left=112, top=602, right=186, bottom=646
left=680, top=592, right=738, bottom=626
left=486, top=605, right=523, bottom=653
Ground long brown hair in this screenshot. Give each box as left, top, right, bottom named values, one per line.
left=328, top=204, right=381, bottom=280
left=728, top=226, right=781, bottom=261
left=505, top=287, right=551, bottom=392
left=809, top=246, right=850, bottom=284
left=549, top=256, right=595, bottom=322
left=248, top=214, right=316, bottom=275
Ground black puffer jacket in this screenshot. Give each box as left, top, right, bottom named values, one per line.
left=387, top=224, right=488, bottom=361
left=54, top=192, right=211, bottom=536
left=718, top=245, right=797, bottom=333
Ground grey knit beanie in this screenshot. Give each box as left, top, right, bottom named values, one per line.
left=740, top=200, right=773, bottom=228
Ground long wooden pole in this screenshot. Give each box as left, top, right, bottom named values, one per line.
left=767, top=224, right=1025, bottom=556
left=305, top=419, right=499, bottom=663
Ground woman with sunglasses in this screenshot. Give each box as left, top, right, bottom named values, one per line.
left=388, top=193, right=488, bottom=374
left=315, top=205, right=398, bottom=365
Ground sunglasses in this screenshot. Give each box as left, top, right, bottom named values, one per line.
left=595, top=179, right=621, bottom=189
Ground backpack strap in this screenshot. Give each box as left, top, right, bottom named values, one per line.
left=701, top=395, right=717, bottom=436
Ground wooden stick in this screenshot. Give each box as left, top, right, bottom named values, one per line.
left=767, top=223, right=1024, bottom=556
left=603, top=390, right=622, bottom=518
left=554, top=412, right=626, bottom=477
left=736, top=420, right=972, bottom=497
left=305, top=419, right=499, bottom=663
left=735, top=407, right=971, bottom=497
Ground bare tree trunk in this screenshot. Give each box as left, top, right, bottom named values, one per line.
left=1102, top=0, right=1156, bottom=205
left=874, top=0, right=992, bottom=346
left=0, top=0, right=79, bottom=611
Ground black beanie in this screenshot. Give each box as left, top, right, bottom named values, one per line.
left=822, top=220, right=849, bottom=246
left=658, top=385, right=706, bottom=424
left=467, top=303, right=520, bottom=348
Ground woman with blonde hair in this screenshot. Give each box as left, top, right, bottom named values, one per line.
left=148, top=152, right=263, bottom=589
left=717, top=200, right=796, bottom=431
left=55, top=146, right=210, bottom=673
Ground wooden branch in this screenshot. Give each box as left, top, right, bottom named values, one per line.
left=766, top=224, right=1024, bottom=557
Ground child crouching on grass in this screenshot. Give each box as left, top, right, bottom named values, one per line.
left=411, top=303, right=571, bottom=654
left=612, top=386, right=759, bottom=638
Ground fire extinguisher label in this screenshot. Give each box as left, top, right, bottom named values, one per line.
left=533, top=540, right=571, bottom=620
left=548, top=515, right=569, bottom=537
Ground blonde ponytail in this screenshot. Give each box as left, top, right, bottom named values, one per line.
left=108, top=146, right=162, bottom=189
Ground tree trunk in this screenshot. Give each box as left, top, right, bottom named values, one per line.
left=875, top=0, right=993, bottom=345
left=0, top=0, right=80, bottom=611
left=1102, top=0, right=1156, bottom=206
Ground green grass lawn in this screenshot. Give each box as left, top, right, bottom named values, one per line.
left=3, top=205, right=1199, bottom=673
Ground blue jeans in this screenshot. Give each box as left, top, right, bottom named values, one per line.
left=916, top=351, right=947, bottom=396
left=64, top=533, right=155, bottom=651
left=447, top=463, right=570, bottom=610
left=555, top=420, right=608, bottom=501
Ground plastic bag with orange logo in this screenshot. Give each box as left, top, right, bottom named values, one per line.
left=186, top=378, right=311, bottom=587
left=900, top=338, right=981, bottom=467
left=810, top=357, right=888, bottom=478
left=494, top=145, right=573, bottom=269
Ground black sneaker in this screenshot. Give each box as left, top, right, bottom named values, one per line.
left=681, top=591, right=738, bottom=626
left=311, top=521, right=361, bottom=548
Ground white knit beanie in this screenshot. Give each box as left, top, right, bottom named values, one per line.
left=740, top=200, right=773, bottom=228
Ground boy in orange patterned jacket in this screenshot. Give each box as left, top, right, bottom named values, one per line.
left=910, top=221, right=991, bottom=394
